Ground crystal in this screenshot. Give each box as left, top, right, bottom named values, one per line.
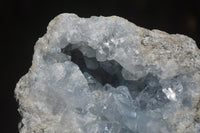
left=15, top=13, right=200, bottom=133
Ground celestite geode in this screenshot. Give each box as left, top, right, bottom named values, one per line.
left=15, top=13, right=200, bottom=133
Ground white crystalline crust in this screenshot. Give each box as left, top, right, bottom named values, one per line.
left=15, top=13, right=200, bottom=133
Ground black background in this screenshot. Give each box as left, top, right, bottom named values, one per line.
left=1, top=0, right=200, bottom=132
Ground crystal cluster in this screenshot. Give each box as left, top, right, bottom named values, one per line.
left=15, top=13, right=200, bottom=133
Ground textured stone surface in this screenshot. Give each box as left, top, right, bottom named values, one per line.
left=15, top=13, right=200, bottom=133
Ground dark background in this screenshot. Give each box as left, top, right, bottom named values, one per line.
left=1, top=0, right=200, bottom=132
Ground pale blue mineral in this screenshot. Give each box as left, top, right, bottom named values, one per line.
left=15, top=13, right=200, bottom=133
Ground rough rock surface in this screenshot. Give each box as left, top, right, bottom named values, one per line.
left=15, top=13, right=200, bottom=133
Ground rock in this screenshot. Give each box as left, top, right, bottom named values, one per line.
left=15, top=13, right=200, bottom=133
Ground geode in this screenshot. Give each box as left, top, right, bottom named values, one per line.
left=15, top=13, right=200, bottom=133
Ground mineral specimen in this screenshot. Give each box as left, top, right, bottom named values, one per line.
left=15, top=13, right=200, bottom=133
